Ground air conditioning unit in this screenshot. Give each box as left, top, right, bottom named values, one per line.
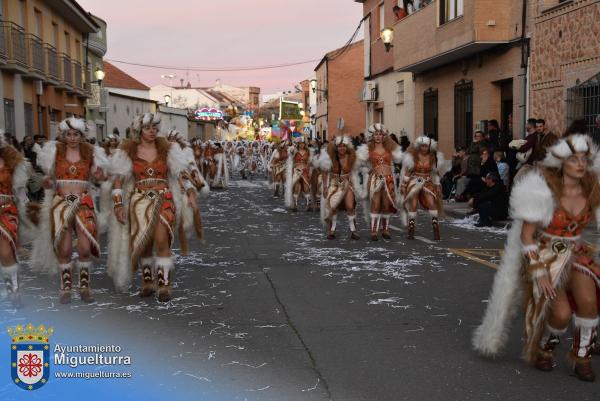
left=361, top=81, right=378, bottom=102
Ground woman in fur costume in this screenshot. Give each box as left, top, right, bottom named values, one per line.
left=166, top=130, right=209, bottom=251
left=365, top=124, right=404, bottom=241
left=269, top=141, right=288, bottom=197
left=0, top=135, right=32, bottom=306
left=319, top=135, right=366, bottom=240
left=309, top=142, right=324, bottom=213
left=473, top=134, right=600, bottom=382
left=109, top=113, right=191, bottom=302
left=400, top=136, right=446, bottom=240
left=32, top=117, right=109, bottom=304
left=285, top=137, right=313, bottom=212
left=212, top=142, right=229, bottom=188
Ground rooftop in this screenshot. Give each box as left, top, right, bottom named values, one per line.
left=104, top=61, right=150, bottom=91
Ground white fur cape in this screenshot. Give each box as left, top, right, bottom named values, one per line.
left=31, top=141, right=110, bottom=273
left=213, top=152, right=229, bottom=188
left=182, top=146, right=210, bottom=198
left=13, top=159, right=36, bottom=245
left=472, top=169, right=559, bottom=357
left=106, top=142, right=190, bottom=292
left=284, top=146, right=314, bottom=208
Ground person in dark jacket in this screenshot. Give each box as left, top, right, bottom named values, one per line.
left=469, top=172, right=508, bottom=227
left=463, top=148, right=498, bottom=200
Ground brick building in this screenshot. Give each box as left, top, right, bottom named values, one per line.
left=355, top=0, right=415, bottom=139
left=392, top=0, right=529, bottom=155
left=314, top=40, right=366, bottom=140
left=530, top=0, right=600, bottom=135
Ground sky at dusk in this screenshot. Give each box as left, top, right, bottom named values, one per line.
left=77, top=0, right=364, bottom=95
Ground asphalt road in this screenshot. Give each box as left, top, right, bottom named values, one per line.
left=1, top=177, right=600, bottom=401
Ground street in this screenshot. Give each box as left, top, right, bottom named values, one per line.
left=2, top=180, right=599, bottom=401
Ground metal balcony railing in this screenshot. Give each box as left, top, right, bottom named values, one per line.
left=60, top=53, right=72, bottom=86
left=45, top=44, right=58, bottom=80
left=0, top=21, right=6, bottom=61
left=3, top=21, right=27, bottom=67
left=73, top=60, right=82, bottom=90
left=26, top=33, right=44, bottom=74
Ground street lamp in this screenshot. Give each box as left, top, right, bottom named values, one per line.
left=164, top=94, right=171, bottom=107
left=381, top=27, right=394, bottom=52
left=90, top=67, right=105, bottom=85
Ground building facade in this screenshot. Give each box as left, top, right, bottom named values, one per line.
left=314, top=40, right=366, bottom=140
left=356, top=0, right=415, bottom=139
left=106, top=91, right=157, bottom=138
left=530, top=0, right=600, bottom=135
left=392, top=0, right=529, bottom=154
left=84, top=14, right=106, bottom=140
left=0, top=0, right=99, bottom=140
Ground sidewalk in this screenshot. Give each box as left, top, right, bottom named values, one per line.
left=443, top=200, right=509, bottom=228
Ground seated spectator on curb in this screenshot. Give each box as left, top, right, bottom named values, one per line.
left=463, top=147, right=498, bottom=201
left=441, top=147, right=466, bottom=199
left=469, top=172, right=508, bottom=227
left=494, top=151, right=509, bottom=187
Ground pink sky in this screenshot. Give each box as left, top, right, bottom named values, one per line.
left=78, top=0, right=363, bottom=94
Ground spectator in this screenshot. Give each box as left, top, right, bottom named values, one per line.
left=487, top=119, right=500, bottom=152
left=464, top=148, right=498, bottom=201
left=389, top=133, right=400, bottom=145
left=113, top=127, right=120, bottom=137
left=456, top=131, right=487, bottom=201
left=470, top=172, right=508, bottom=227
left=393, top=5, right=407, bottom=20
left=399, top=135, right=411, bottom=152
left=21, top=135, right=37, bottom=167
left=403, top=0, right=415, bottom=14
left=532, top=119, right=558, bottom=162
left=494, top=151, right=509, bottom=187
left=441, top=147, right=466, bottom=199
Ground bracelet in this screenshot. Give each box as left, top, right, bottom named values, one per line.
left=113, top=202, right=123, bottom=209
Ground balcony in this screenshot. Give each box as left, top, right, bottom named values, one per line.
left=1, top=21, right=28, bottom=73
left=393, top=0, right=519, bottom=73
left=59, top=53, right=73, bottom=90
left=25, top=33, right=45, bottom=79
left=72, top=60, right=89, bottom=98
left=44, top=44, right=59, bottom=85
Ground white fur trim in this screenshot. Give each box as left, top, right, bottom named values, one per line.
left=472, top=221, right=524, bottom=357
left=30, top=188, right=59, bottom=273
left=58, top=117, right=87, bottom=136
left=38, top=140, right=57, bottom=175
left=355, top=144, right=369, bottom=163
left=573, top=315, right=600, bottom=329
left=530, top=269, right=549, bottom=280
left=392, top=146, right=403, bottom=164
left=414, top=136, right=437, bottom=152
left=318, top=151, right=333, bottom=172
left=509, top=169, right=555, bottom=226
left=334, top=135, right=354, bottom=149
left=92, top=143, right=110, bottom=175
left=109, top=148, right=133, bottom=178
left=542, top=134, right=592, bottom=169
left=521, top=244, right=539, bottom=254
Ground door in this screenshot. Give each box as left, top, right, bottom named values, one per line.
left=454, top=80, right=473, bottom=148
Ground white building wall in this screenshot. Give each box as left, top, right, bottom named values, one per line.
left=366, top=71, right=415, bottom=141
left=106, top=88, right=150, bottom=100
left=158, top=105, right=189, bottom=138
left=150, top=85, right=220, bottom=110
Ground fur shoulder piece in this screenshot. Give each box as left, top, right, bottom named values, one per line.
left=509, top=168, right=555, bottom=225
left=92, top=144, right=110, bottom=173
left=434, top=151, right=450, bottom=176
left=12, top=159, right=31, bottom=189
left=269, top=149, right=280, bottom=163
left=318, top=150, right=333, bottom=172
left=109, top=148, right=133, bottom=178
left=356, top=144, right=369, bottom=164
left=167, top=141, right=188, bottom=178
left=392, top=146, right=404, bottom=164
left=402, top=151, right=415, bottom=170
left=37, top=140, right=57, bottom=175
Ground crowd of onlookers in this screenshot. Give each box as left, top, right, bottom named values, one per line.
left=441, top=115, right=600, bottom=227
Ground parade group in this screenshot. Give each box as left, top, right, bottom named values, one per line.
left=1, top=112, right=599, bottom=383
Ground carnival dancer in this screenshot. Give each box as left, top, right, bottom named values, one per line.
left=400, top=136, right=447, bottom=240
left=102, top=133, right=120, bottom=157
left=285, top=137, right=313, bottom=212
left=0, top=135, right=31, bottom=306
left=108, top=113, right=193, bottom=302
left=269, top=141, right=288, bottom=197
left=473, top=134, right=600, bottom=382
left=191, top=138, right=204, bottom=176
left=167, top=130, right=209, bottom=248
left=246, top=142, right=259, bottom=180
left=365, top=124, right=404, bottom=241
left=32, top=117, right=109, bottom=304
left=309, top=141, right=324, bottom=213
left=318, top=135, right=365, bottom=240
left=212, top=142, right=229, bottom=188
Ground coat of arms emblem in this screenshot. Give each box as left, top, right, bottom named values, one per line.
left=8, top=323, right=53, bottom=391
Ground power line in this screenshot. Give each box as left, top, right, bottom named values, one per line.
left=105, top=58, right=321, bottom=72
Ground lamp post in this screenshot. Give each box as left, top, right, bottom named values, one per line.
left=89, top=67, right=106, bottom=139
left=381, top=27, right=394, bottom=52
left=161, top=73, right=177, bottom=108
left=164, top=94, right=171, bottom=108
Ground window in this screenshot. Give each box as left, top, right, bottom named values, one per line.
left=64, top=31, right=70, bottom=56
left=18, top=0, right=26, bottom=27
left=379, top=3, right=385, bottom=32
left=52, top=22, right=59, bottom=47
left=439, top=0, right=463, bottom=25
left=4, top=99, right=14, bottom=135
left=567, top=73, right=600, bottom=134
left=396, top=80, right=405, bottom=104
left=34, top=9, right=42, bottom=37
left=454, top=80, right=473, bottom=148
